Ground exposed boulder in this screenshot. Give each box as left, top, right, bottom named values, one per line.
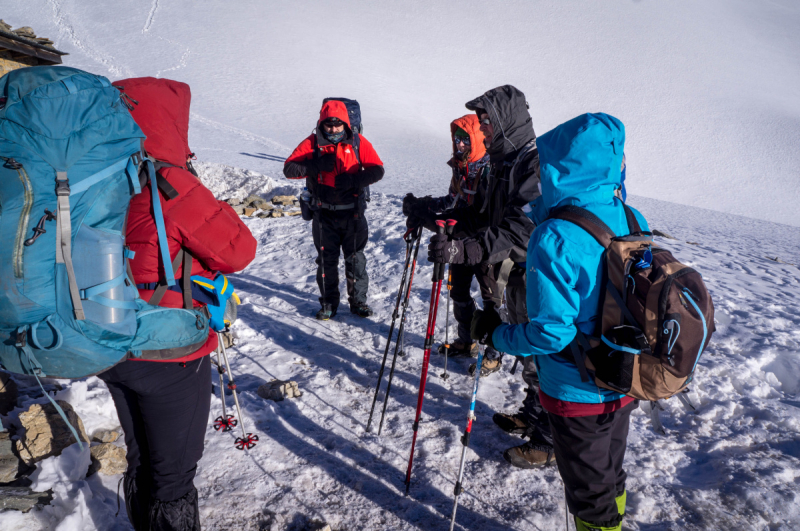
left=91, top=428, right=121, bottom=444
left=258, top=380, right=302, bottom=402
left=271, top=195, right=297, bottom=206
left=0, top=431, right=23, bottom=484
left=15, top=401, right=89, bottom=464
left=0, top=486, right=52, bottom=513
left=87, top=443, right=126, bottom=476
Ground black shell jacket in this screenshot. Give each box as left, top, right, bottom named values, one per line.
left=442, top=85, right=541, bottom=264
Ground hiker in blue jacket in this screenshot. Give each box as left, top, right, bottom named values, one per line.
left=471, top=113, right=648, bottom=531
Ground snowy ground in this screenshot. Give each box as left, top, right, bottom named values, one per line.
left=2, top=1, right=800, bottom=529
left=2, top=164, right=800, bottom=530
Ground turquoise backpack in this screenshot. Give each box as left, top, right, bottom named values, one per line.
left=0, top=66, right=209, bottom=388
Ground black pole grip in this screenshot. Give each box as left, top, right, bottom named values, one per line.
left=433, top=220, right=446, bottom=280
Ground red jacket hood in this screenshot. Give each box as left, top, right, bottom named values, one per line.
left=113, top=77, right=192, bottom=168
left=317, top=100, right=352, bottom=131
left=450, top=114, right=487, bottom=164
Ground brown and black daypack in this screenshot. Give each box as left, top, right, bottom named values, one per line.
left=549, top=204, right=715, bottom=402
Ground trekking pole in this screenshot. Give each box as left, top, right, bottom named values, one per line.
left=448, top=348, right=485, bottom=530
left=404, top=219, right=448, bottom=494
left=217, top=329, right=259, bottom=450
left=378, top=229, right=422, bottom=435
left=440, top=220, right=457, bottom=380
left=366, top=226, right=418, bottom=432
left=212, top=343, right=237, bottom=433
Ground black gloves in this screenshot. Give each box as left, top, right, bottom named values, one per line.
left=334, top=173, right=354, bottom=189
left=304, top=154, right=336, bottom=177
left=427, top=235, right=483, bottom=265
left=470, top=308, right=503, bottom=349
left=402, top=193, right=419, bottom=216
left=317, top=154, right=336, bottom=173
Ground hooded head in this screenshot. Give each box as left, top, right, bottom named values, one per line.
left=450, top=114, right=486, bottom=163
left=112, top=77, right=192, bottom=169
left=537, top=113, right=625, bottom=213
left=465, top=85, right=535, bottom=161
left=317, top=100, right=352, bottom=144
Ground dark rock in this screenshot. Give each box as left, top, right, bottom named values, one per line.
left=0, top=485, right=52, bottom=512
left=652, top=229, right=677, bottom=240
left=0, top=431, right=22, bottom=484
left=0, top=372, right=18, bottom=415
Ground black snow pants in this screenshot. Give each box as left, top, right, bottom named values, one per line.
left=312, top=209, right=369, bottom=310
left=550, top=400, right=637, bottom=527
left=450, top=261, right=509, bottom=358
left=506, top=267, right=553, bottom=446
left=99, top=355, right=211, bottom=531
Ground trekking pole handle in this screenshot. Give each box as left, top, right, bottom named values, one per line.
left=403, top=225, right=421, bottom=242
left=445, top=219, right=457, bottom=236
left=434, top=220, right=447, bottom=280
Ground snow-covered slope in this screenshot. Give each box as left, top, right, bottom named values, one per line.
left=6, top=0, right=800, bottom=226
left=2, top=163, right=799, bottom=530
left=1, top=2, right=800, bottom=530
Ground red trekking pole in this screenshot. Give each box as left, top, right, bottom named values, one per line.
left=404, top=219, right=456, bottom=493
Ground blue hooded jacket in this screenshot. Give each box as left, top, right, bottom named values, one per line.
left=492, top=113, right=649, bottom=404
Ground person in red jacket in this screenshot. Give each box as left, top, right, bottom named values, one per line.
left=283, top=100, right=384, bottom=320
left=99, top=77, right=257, bottom=531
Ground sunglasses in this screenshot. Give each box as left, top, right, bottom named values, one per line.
left=324, top=119, right=344, bottom=128
left=480, top=118, right=491, bottom=127
left=454, top=137, right=471, bottom=145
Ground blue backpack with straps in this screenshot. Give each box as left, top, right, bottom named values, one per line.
left=0, top=66, right=209, bottom=386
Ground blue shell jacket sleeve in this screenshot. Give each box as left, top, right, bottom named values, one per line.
left=492, top=227, right=580, bottom=356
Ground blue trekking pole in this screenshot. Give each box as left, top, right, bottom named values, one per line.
left=449, top=347, right=485, bottom=530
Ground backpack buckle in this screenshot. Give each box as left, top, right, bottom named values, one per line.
left=55, top=173, right=70, bottom=196
left=16, top=329, right=27, bottom=348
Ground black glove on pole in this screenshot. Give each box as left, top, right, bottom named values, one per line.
left=470, top=308, right=502, bottom=350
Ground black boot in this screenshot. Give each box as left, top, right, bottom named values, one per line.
left=124, top=472, right=151, bottom=531
left=316, top=304, right=337, bottom=321
left=349, top=303, right=374, bottom=318
left=149, top=488, right=201, bottom=531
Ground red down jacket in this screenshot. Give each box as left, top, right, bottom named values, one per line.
left=114, top=77, right=257, bottom=362
left=283, top=100, right=384, bottom=206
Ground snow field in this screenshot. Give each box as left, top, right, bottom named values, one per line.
left=1, top=162, right=799, bottom=530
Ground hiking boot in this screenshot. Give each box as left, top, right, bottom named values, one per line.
left=315, top=305, right=337, bottom=321
left=503, top=440, right=556, bottom=469
left=437, top=338, right=479, bottom=358
left=350, top=304, right=374, bottom=318
left=492, top=410, right=530, bottom=436
left=468, top=357, right=502, bottom=377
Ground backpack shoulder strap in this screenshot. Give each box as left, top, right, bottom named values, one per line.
left=352, top=132, right=361, bottom=166
left=547, top=205, right=616, bottom=248
left=622, top=203, right=641, bottom=233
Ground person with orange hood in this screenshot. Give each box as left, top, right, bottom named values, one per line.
left=402, top=114, right=503, bottom=375
left=102, top=77, right=257, bottom=530
left=284, top=100, right=384, bottom=320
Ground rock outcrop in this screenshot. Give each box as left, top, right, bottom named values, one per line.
left=15, top=401, right=89, bottom=464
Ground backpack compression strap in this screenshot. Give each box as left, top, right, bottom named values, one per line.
left=147, top=248, right=193, bottom=308
left=55, top=172, right=85, bottom=320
